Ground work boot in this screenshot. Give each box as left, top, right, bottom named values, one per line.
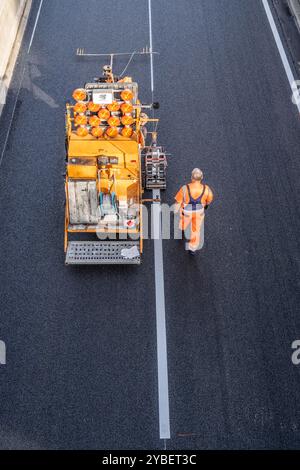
left=188, top=250, right=196, bottom=256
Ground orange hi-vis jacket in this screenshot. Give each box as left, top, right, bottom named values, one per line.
left=175, top=181, right=214, bottom=211
left=175, top=181, right=214, bottom=251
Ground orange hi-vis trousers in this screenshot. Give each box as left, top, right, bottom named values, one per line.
left=180, top=210, right=205, bottom=252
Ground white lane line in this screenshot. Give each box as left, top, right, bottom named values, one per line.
left=27, top=0, right=44, bottom=54
left=148, top=0, right=170, bottom=441
left=152, top=189, right=170, bottom=441
left=262, top=0, right=300, bottom=114
left=148, top=0, right=154, bottom=94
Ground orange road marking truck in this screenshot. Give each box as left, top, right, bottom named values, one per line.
left=64, top=51, right=167, bottom=265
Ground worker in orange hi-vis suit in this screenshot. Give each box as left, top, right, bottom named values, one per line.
left=174, top=168, right=214, bottom=255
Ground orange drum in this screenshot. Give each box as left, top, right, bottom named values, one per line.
left=121, top=127, right=133, bottom=138
left=121, top=115, right=134, bottom=126
left=107, top=101, right=120, bottom=112
left=88, top=102, right=101, bottom=113
left=108, top=116, right=120, bottom=127
left=75, top=114, right=88, bottom=126
left=72, top=88, right=87, bottom=101
left=89, top=115, right=101, bottom=127
left=98, top=108, right=111, bottom=120
left=121, top=102, right=133, bottom=114
left=76, top=126, right=89, bottom=137
left=74, top=102, right=87, bottom=113
left=91, top=126, right=104, bottom=138
left=121, top=89, right=133, bottom=101
left=106, top=127, right=118, bottom=138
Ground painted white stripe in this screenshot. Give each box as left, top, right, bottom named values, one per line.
left=262, top=0, right=300, bottom=113
left=27, top=0, right=44, bottom=54
left=148, top=0, right=170, bottom=441
left=148, top=0, right=154, bottom=94
left=152, top=189, right=170, bottom=440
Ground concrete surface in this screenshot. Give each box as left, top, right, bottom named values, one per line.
left=0, top=0, right=300, bottom=450
left=0, top=0, right=31, bottom=114
left=288, top=0, right=300, bottom=33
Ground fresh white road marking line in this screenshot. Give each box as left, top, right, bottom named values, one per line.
left=148, top=0, right=154, bottom=94
left=262, top=0, right=300, bottom=114
left=152, top=189, right=170, bottom=441
left=27, top=0, right=44, bottom=54
left=148, top=0, right=170, bottom=441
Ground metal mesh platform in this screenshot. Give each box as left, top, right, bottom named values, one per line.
left=65, top=241, right=141, bottom=265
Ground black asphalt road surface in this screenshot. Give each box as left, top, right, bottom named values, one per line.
left=0, top=0, right=300, bottom=450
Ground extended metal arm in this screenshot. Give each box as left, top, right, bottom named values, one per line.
left=76, top=46, right=159, bottom=70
